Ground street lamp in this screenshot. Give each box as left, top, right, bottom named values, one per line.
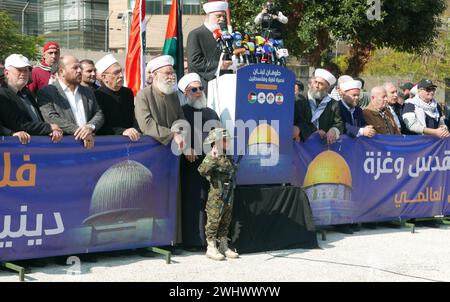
left=21, top=0, right=30, bottom=35
left=67, top=1, right=77, bottom=49
left=118, top=10, right=132, bottom=53
left=105, top=11, right=113, bottom=52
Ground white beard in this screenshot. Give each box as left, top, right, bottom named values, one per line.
left=155, top=76, right=176, bottom=95
left=187, top=93, right=207, bottom=110
left=308, top=89, right=328, bottom=100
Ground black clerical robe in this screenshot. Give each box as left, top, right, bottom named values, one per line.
left=294, top=97, right=344, bottom=142
left=180, top=104, right=220, bottom=247
left=187, top=24, right=221, bottom=90
left=95, top=86, right=138, bottom=135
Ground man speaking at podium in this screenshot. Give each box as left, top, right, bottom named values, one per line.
left=187, top=0, right=233, bottom=94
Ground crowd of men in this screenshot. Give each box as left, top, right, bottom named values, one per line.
left=1, top=0, right=449, bottom=248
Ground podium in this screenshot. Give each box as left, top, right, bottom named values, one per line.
left=207, top=64, right=296, bottom=185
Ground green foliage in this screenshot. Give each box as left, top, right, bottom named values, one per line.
left=333, top=54, right=351, bottom=74
left=0, top=11, right=43, bottom=61
left=363, top=31, right=450, bottom=84
left=228, top=0, right=447, bottom=74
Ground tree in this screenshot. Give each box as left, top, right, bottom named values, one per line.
left=0, top=11, right=43, bottom=61
left=228, top=0, right=447, bottom=76
left=362, top=29, right=450, bottom=85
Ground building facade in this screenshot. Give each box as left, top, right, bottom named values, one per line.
left=108, top=0, right=204, bottom=53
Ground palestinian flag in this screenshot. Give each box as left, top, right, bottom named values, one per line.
left=162, top=0, right=184, bottom=78
left=125, top=0, right=146, bottom=96
left=248, top=92, right=257, bottom=104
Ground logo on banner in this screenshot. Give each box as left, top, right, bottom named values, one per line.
left=248, top=92, right=257, bottom=104
left=267, top=93, right=275, bottom=104
left=276, top=93, right=284, bottom=105
left=257, top=92, right=266, bottom=104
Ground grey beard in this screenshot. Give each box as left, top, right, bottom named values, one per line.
left=309, top=89, right=328, bottom=100
left=187, top=93, right=207, bottom=110
left=155, top=78, right=176, bottom=95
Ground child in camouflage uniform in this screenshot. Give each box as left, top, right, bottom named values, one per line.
left=198, top=128, right=239, bottom=261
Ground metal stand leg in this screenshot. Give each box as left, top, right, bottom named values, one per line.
left=0, top=262, right=26, bottom=282
left=148, top=247, right=172, bottom=264
left=317, top=229, right=326, bottom=241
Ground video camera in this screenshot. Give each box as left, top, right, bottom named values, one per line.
left=264, top=1, right=276, bottom=15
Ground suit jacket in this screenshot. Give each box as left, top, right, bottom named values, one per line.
left=37, top=81, right=104, bottom=135
left=0, top=121, right=13, bottom=136
left=0, top=86, right=52, bottom=135
left=363, top=108, right=401, bottom=135
left=294, top=97, right=344, bottom=142
left=338, top=101, right=367, bottom=138
left=187, top=24, right=221, bottom=87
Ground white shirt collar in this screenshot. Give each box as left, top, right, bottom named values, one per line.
left=58, top=80, right=79, bottom=95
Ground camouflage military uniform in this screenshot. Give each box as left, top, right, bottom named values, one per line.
left=198, top=152, right=236, bottom=241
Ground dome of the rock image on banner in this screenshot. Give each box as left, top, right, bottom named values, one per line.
left=302, top=150, right=354, bottom=225
left=248, top=123, right=280, bottom=166
left=83, top=160, right=156, bottom=226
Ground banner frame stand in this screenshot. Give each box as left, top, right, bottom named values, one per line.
left=147, top=247, right=172, bottom=264
left=0, top=262, right=25, bottom=282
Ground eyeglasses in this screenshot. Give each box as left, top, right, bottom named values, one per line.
left=188, top=86, right=204, bottom=93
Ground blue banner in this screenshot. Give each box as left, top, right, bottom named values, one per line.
left=235, top=64, right=295, bottom=185
left=293, top=134, right=450, bottom=225
left=0, top=137, right=179, bottom=262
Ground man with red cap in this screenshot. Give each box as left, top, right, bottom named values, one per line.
left=28, top=42, right=61, bottom=94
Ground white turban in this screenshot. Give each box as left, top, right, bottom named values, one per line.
left=178, top=73, right=202, bottom=93
left=147, top=55, right=174, bottom=73
left=340, top=80, right=362, bottom=92
left=314, top=68, right=336, bottom=86
left=203, top=1, right=228, bottom=14
left=96, top=54, right=119, bottom=75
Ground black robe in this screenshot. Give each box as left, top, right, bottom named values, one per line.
left=294, top=97, right=344, bottom=142
left=187, top=24, right=222, bottom=91
left=95, top=86, right=138, bottom=135
left=180, top=104, right=220, bottom=247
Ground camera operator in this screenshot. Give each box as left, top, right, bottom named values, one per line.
left=254, top=1, right=288, bottom=43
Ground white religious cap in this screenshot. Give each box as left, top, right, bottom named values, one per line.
left=410, top=84, right=418, bottom=96
left=337, top=75, right=353, bottom=87
left=203, top=1, right=228, bottom=14
left=96, top=54, right=118, bottom=75
left=314, top=68, right=336, bottom=86
left=147, top=55, right=174, bottom=73
left=5, top=54, right=31, bottom=69
left=340, top=80, right=362, bottom=92
left=178, top=73, right=202, bottom=93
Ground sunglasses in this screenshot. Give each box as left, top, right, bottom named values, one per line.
left=425, top=87, right=436, bottom=92
left=189, top=86, right=204, bottom=93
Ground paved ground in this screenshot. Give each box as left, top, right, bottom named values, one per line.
left=1, top=225, right=450, bottom=282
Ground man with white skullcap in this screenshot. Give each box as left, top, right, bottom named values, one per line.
left=329, top=75, right=353, bottom=101
left=187, top=0, right=233, bottom=93
left=293, top=68, right=344, bottom=144
left=177, top=73, right=221, bottom=250
left=93, top=54, right=140, bottom=142
left=135, top=55, right=186, bottom=147
left=338, top=79, right=376, bottom=138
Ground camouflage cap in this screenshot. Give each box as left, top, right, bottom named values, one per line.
left=204, top=128, right=232, bottom=145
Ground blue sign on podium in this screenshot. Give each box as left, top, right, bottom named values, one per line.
left=234, top=64, right=295, bottom=185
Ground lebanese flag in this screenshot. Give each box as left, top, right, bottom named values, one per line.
left=125, top=0, right=146, bottom=96
left=162, top=0, right=184, bottom=78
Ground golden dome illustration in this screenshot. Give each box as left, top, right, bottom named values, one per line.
left=248, top=124, right=280, bottom=146
left=303, top=150, right=352, bottom=188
